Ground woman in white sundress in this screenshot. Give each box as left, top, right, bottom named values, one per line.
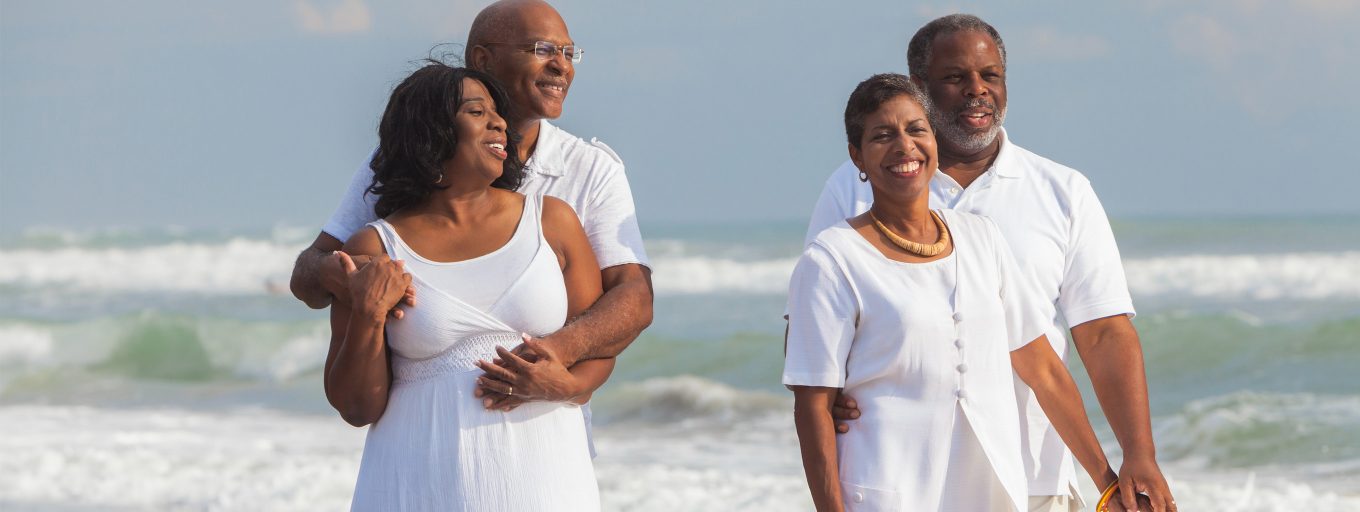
left=325, top=63, right=609, bottom=511
left=785, top=74, right=1121, bottom=512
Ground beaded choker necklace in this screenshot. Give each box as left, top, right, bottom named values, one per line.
left=869, top=210, right=951, bottom=257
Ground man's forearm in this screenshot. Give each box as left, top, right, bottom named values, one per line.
left=565, top=357, right=616, bottom=404
left=291, top=232, right=345, bottom=309
left=549, top=268, right=653, bottom=365
left=1072, top=316, right=1157, bottom=458
left=291, top=246, right=334, bottom=309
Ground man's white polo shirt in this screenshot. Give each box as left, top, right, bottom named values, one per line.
left=803, top=129, right=1135, bottom=498
left=324, top=119, right=649, bottom=270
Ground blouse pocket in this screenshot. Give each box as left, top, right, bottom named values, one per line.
left=840, top=481, right=900, bottom=512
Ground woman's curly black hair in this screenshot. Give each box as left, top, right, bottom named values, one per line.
left=367, top=62, right=525, bottom=218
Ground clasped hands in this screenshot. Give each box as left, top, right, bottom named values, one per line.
left=475, top=335, right=583, bottom=411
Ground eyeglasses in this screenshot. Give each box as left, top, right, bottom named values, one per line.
left=482, top=41, right=583, bottom=64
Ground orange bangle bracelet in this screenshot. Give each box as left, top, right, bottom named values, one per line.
left=1095, top=480, right=1119, bottom=512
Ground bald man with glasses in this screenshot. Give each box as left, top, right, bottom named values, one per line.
left=290, top=0, right=652, bottom=446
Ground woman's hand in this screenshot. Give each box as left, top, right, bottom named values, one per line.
left=475, top=337, right=582, bottom=410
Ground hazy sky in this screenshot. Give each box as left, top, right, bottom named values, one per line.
left=3, top=0, right=1357, bottom=233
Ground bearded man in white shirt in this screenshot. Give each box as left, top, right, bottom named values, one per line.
left=290, top=0, right=652, bottom=415
left=805, top=14, right=1175, bottom=512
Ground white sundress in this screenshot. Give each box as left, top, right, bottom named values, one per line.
left=349, top=194, right=600, bottom=511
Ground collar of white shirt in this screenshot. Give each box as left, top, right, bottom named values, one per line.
left=524, top=119, right=566, bottom=177
left=931, top=128, right=1025, bottom=190
left=990, top=128, right=1024, bottom=179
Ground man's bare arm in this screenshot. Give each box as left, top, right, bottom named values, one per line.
left=290, top=232, right=344, bottom=309
left=539, top=263, right=653, bottom=366
left=1071, top=314, right=1176, bottom=512
left=291, top=231, right=411, bottom=315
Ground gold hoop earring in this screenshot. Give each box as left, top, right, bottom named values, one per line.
left=434, top=172, right=444, bottom=184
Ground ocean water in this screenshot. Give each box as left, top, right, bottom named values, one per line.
left=2, top=217, right=1359, bottom=511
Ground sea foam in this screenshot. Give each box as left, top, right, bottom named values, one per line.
left=5, top=404, right=1357, bottom=511
left=0, top=239, right=300, bottom=295
left=4, top=236, right=1359, bottom=301
left=0, top=324, right=54, bottom=367
left=1124, top=252, right=1360, bottom=300
left=654, top=251, right=1360, bottom=299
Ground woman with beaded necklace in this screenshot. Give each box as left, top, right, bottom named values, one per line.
left=784, top=74, right=1121, bottom=511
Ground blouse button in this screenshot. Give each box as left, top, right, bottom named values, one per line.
left=952, top=312, right=964, bottom=322
left=956, top=389, right=968, bottom=399
left=853, top=491, right=865, bottom=503
left=954, top=339, right=964, bottom=348
left=956, top=363, right=968, bottom=373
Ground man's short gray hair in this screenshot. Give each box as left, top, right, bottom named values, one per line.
left=906, top=14, right=1006, bottom=80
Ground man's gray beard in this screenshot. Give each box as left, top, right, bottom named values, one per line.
left=931, top=106, right=1006, bottom=154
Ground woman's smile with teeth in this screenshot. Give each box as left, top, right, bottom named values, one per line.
left=887, top=161, right=922, bottom=174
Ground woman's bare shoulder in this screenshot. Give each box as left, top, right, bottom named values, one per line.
left=340, top=225, right=386, bottom=257
left=539, top=195, right=584, bottom=231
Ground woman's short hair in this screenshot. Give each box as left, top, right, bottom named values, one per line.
left=367, top=62, right=525, bottom=218
left=844, top=73, right=932, bottom=149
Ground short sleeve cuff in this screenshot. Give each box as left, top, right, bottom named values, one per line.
left=322, top=219, right=357, bottom=244
left=781, top=371, right=844, bottom=388
left=1062, top=300, right=1136, bottom=328
left=595, top=247, right=650, bottom=270
left=1010, top=322, right=1050, bottom=352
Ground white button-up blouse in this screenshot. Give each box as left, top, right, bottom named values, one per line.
left=784, top=210, right=1053, bottom=512
left=802, top=130, right=1134, bottom=497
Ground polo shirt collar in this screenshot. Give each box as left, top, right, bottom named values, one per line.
left=524, top=119, right=565, bottom=177
left=989, top=128, right=1024, bottom=179
left=929, top=128, right=1022, bottom=192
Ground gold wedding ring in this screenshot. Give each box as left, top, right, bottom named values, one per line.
left=507, top=386, right=514, bottom=397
